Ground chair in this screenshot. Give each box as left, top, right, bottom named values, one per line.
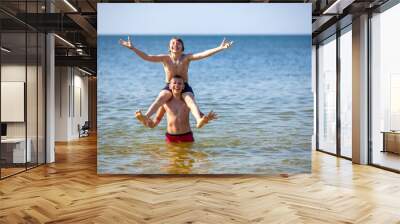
left=79, top=121, right=90, bottom=138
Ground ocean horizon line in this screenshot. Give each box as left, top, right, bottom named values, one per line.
left=99, top=34, right=311, bottom=37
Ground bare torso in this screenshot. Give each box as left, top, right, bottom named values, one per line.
left=162, top=54, right=190, bottom=83
left=163, top=96, right=191, bottom=134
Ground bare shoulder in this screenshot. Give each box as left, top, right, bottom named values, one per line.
left=162, top=54, right=172, bottom=62
left=159, top=54, right=170, bottom=60
left=153, top=54, right=168, bottom=64
left=183, top=53, right=193, bottom=61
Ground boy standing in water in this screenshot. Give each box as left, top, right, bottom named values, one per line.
left=142, top=76, right=217, bottom=143
left=119, top=36, right=233, bottom=128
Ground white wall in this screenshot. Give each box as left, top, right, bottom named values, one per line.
left=55, top=66, right=69, bottom=141
left=1, top=63, right=46, bottom=164
left=55, top=67, right=89, bottom=141
left=312, top=45, right=316, bottom=150
left=1, top=65, right=41, bottom=138
left=72, top=72, right=89, bottom=137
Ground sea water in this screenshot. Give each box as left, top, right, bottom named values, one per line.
left=97, top=35, right=312, bottom=174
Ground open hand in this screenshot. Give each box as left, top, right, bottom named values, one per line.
left=219, top=38, right=234, bottom=49
left=196, top=111, right=218, bottom=128
left=119, top=36, right=133, bottom=49
left=205, top=111, right=218, bottom=122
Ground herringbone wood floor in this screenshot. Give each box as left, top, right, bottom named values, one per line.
left=1, top=135, right=400, bottom=223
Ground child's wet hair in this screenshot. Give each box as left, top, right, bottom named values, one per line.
left=172, top=75, right=183, bottom=80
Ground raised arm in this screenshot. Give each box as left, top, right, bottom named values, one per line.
left=119, top=36, right=167, bottom=63
left=188, top=38, right=234, bottom=61
left=147, top=106, right=166, bottom=128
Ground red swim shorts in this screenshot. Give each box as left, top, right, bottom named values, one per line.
left=165, top=131, right=194, bottom=143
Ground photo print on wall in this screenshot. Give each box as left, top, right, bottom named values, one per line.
left=97, top=3, right=313, bottom=174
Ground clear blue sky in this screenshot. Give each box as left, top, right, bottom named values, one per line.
left=98, top=3, right=311, bottom=35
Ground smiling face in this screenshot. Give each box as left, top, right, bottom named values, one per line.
left=169, top=38, right=184, bottom=53
left=169, top=76, right=184, bottom=95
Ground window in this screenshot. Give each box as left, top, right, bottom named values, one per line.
left=371, top=3, right=400, bottom=171
left=339, top=27, right=352, bottom=158
left=317, top=35, right=337, bottom=154
left=0, top=1, right=46, bottom=179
